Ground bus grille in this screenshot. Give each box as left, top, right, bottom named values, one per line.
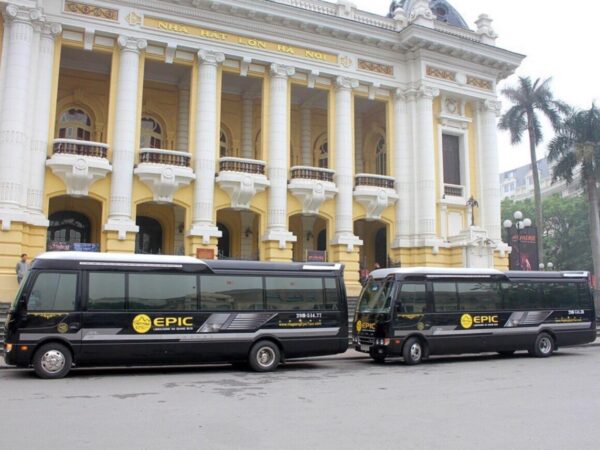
left=358, top=335, right=374, bottom=346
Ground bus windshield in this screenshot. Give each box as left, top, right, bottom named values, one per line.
left=357, top=278, right=394, bottom=313
left=11, top=272, right=29, bottom=311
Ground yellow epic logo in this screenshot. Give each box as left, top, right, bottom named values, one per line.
left=461, top=314, right=473, bottom=329
left=132, top=314, right=152, bottom=334
left=356, top=320, right=362, bottom=333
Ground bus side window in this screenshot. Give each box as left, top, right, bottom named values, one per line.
left=503, top=282, right=543, bottom=310
left=432, top=282, right=458, bottom=312
left=324, top=278, right=340, bottom=310
left=457, top=281, right=502, bottom=311
left=27, top=272, right=77, bottom=311
left=87, top=272, right=125, bottom=310
left=397, top=283, right=427, bottom=313
left=542, top=282, right=579, bottom=309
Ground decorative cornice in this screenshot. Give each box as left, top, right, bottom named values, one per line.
left=270, top=63, right=295, bottom=79
left=426, top=65, right=456, bottom=82
left=467, top=76, right=493, bottom=91
left=198, top=49, right=225, bottom=65
left=357, top=59, right=393, bottom=77
left=64, top=1, right=119, bottom=22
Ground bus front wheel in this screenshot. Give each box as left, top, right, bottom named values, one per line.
left=32, top=342, right=72, bottom=379
left=529, top=332, right=555, bottom=358
left=249, top=340, right=281, bottom=372
left=402, top=337, right=424, bottom=365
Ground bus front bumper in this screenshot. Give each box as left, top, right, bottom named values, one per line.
left=3, top=342, right=32, bottom=367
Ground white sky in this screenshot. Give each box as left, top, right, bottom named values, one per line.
left=346, top=0, right=600, bottom=171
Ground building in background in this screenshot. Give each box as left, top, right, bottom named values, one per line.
left=500, top=158, right=582, bottom=201
left=0, top=0, right=523, bottom=299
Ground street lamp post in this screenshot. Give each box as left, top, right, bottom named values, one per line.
left=503, top=210, right=532, bottom=270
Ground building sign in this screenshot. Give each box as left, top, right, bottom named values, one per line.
left=143, top=17, right=338, bottom=65
left=306, top=250, right=326, bottom=262
left=509, top=227, right=538, bottom=271
left=47, top=242, right=99, bottom=252
left=196, top=248, right=216, bottom=260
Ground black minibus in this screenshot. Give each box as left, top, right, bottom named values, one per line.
left=4, top=252, right=348, bottom=378
left=354, top=267, right=596, bottom=364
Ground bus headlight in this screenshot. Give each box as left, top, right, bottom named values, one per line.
left=375, top=338, right=390, bottom=346
left=4, top=343, right=13, bottom=353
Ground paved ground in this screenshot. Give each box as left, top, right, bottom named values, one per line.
left=1, top=344, right=599, bottom=450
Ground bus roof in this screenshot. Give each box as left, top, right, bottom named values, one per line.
left=32, top=252, right=343, bottom=273
left=369, top=267, right=505, bottom=280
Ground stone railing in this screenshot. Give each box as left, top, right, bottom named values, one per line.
left=219, top=157, right=266, bottom=175
left=287, top=0, right=336, bottom=16
left=52, top=138, right=108, bottom=159
left=139, top=148, right=191, bottom=167
left=434, top=21, right=480, bottom=42
left=355, top=173, right=395, bottom=189
left=290, top=166, right=335, bottom=183
left=444, top=183, right=465, bottom=198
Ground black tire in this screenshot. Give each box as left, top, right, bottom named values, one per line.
left=402, top=337, right=424, bottom=365
left=370, top=350, right=386, bottom=364
left=498, top=350, right=515, bottom=357
left=32, top=343, right=72, bottom=379
left=248, top=340, right=281, bottom=372
left=529, top=332, right=554, bottom=358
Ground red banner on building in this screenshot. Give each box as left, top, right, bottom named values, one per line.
left=509, top=227, right=538, bottom=271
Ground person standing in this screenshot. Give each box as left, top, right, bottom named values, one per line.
left=16, top=253, right=29, bottom=284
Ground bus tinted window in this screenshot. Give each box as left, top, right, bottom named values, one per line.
left=457, top=282, right=502, bottom=311
left=200, top=276, right=263, bottom=311
left=542, top=282, right=581, bottom=309
left=503, top=282, right=543, bottom=309
left=129, top=274, right=197, bottom=311
left=28, top=272, right=77, bottom=311
left=397, top=283, right=427, bottom=313
left=88, top=273, right=125, bottom=310
left=433, top=282, right=457, bottom=312
left=324, top=278, right=340, bottom=310
left=266, top=277, right=324, bottom=310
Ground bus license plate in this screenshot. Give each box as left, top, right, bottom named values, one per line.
left=360, top=345, right=370, bottom=352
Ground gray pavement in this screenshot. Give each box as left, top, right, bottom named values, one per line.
left=1, top=345, right=599, bottom=450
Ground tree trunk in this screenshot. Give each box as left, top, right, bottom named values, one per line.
left=527, top=112, right=544, bottom=266
left=586, top=176, right=600, bottom=310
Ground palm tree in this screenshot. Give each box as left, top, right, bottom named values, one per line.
left=548, top=104, right=600, bottom=289
left=499, top=77, right=568, bottom=266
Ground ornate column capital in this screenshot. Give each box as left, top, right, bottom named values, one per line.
left=198, top=49, right=225, bottom=66
left=416, top=84, right=440, bottom=100
left=40, top=22, right=62, bottom=39
left=5, top=5, right=42, bottom=24
left=117, top=35, right=147, bottom=53
left=270, top=63, right=295, bottom=79
left=480, top=99, right=502, bottom=116
left=335, top=76, right=359, bottom=91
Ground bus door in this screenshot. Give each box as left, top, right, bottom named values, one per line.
left=19, top=271, right=82, bottom=353
left=393, top=282, right=429, bottom=336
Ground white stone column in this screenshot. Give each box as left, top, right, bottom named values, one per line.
left=0, top=15, right=10, bottom=111
left=104, top=36, right=147, bottom=239
left=0, top=6, right=39, bottom=228
left=415, top=85, right=439, bottom=240
left=27, top=22, right=62, bottom=224
left=354, top=111, right=363, bottom=174
left=241, top=93, right=253, bottom=158
left=392, top=89, right=414, bottom=247
left=332, top=76, right=362, bottom=250
left=301, top=106, right=312, bottom=166
left=176, top=83, right=190, bottom=152
left=478, top=100, right=502, bottom=241
left=263, top=64, right=296, bottom=247
left=189, top=50, right=224, bottom=242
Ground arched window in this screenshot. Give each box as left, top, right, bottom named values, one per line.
left=318, top=141, right=328, bottom=168
left=136, top=216, right=163, bottom=254
left=58, top=108, right=92, bottom=141
left=375, top=135, right=387, bottom=175
left=48, top=211, right=91, bottom=246
left=140, top=116, right=163, bottom=149
left=220, top=129, right=229, bottom=157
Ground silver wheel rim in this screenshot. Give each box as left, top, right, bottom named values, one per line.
left=256, top=347, right=276, bottom=368
left=410, top=343, right=422, bottom=361
left=539, top=337, right=552, bottom=354
left=41, top=350, right=66, bottom=374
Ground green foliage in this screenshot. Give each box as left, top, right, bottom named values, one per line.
left=502, top=195, right=592, bottom=271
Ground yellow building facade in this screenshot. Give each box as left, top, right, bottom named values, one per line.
left=0, top=0, right=523, bottom=300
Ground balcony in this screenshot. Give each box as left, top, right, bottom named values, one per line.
left=288, top=166, right=337, bottom=215
left=134, top=148, right=195, bottom=203
left=216, top=157, right=269, bottom=210
left=46, top=138, right=112, bottom=197
left=353, top=173, right=398, bottom=220
left=444, top=183, right=465, bottom=198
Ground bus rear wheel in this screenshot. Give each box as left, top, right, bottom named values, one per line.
left=403, top=337, right=424, bottom=365
left=33, top=343, right=72, bottom=379
left=248, top=340, right=281, bottom=372
left=529, top=332, right=554, bottom=358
